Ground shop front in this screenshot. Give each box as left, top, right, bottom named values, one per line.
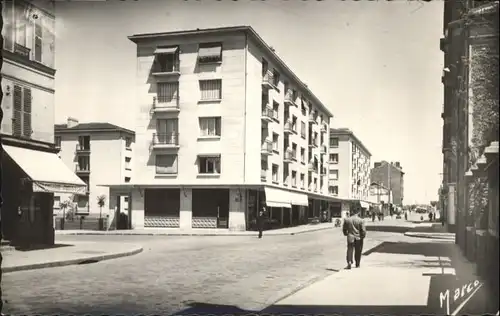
left=1, top=143, right=87, bottom=247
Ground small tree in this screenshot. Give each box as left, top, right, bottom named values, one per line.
left=60, top=200, right=71, bottom=221
left=97, top=195, right=106, bottom=220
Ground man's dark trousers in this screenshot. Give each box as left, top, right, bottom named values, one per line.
left=346, top=239, right=364, bottom=265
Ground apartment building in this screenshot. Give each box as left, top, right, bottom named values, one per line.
left=0, top=0, right=87, bottom=246
left=104, top=26, right=334, bottom=231
left=54, top=118, right=135, bottom=228
left=370, top=161, right=405, bottom=206
left=328, top=128, right=372, bottom=216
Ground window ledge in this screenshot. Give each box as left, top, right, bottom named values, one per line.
left=198, top=136, right=221, bottom=141
left=198, top=60, right=222, bottom=65
left=126, top=147, right=132, bottom=151
left=198, top=99, right=222, bottom=104
left=272, top=180, right=279, bottom=184
left=197, top=173, right=221, bottom=178
left=155, top=173, right=178, bottom=178
left=125, top=168, right=132, bottom=171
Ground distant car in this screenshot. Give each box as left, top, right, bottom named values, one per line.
left=396, top=214, right=402, bottom=219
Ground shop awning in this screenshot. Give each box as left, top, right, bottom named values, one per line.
left=3, top=145, right=87, bottom=195
left=289, top=191, right=309, bottom=206
left=198, top=46, right=222, bottom=59
left=154, top=46, right=178, bottom=54
left=264, top=187, right=291, bottom=208
left=360, top=201, right=370, bottom=209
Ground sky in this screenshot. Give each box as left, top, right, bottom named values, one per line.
left=54, top=0, right=444, bottom=204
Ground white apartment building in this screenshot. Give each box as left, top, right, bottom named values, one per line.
left=54, top=118, right=135, bottom=229
left=104, top=26, right=335, bottom=231
left=328, top=128, right=372, bottom=217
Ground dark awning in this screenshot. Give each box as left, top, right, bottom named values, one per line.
left=198, top=46, right=222, bottom=59
left=154, top=46, right=178, bottom=54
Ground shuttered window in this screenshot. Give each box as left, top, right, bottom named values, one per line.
left=13, top=85, right=23, bottom=136
left=23, top=87, right=32, bottom=137
left=199, top=79, right=222, bottom=100
left=34, top=21, right=43, bottom=62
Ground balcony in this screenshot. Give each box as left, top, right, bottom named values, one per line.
left=151, top=61, right=181, bottom=78
left=308, top=113, right=317, bottom=124
left=261, top=140, right=273, bottom=155
left=308, top=162, right=317, bottom=172
left=75, top=144, right=91, bottom=154
left=320, top=145, right=327, bottom=154
left=151, top=96, right=180, bottom=114
left=320, top=167, right=327, bottom=176
left=260, top=169, right=267, bottom=182
left=152, top=133, right=180, bottom=149
left=261, top=106, right=273, bottom=122
left=284, top=120, right=294, bottom=134
left=284, top=149, right=293, bottom=163
left=284, top=90, right=296, bottom=106
left=75, top=165, right=91, bottom=175
left=320, top=123, right=327, bottom=133
left=283, top=177, right=289, bottom=187
left=262, top=72, right=276, bottom=90
left=14, top=43, right=31, bottom=58
left=309, top=138, right=318, bottom=148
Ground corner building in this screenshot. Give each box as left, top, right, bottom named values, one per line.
left=105, top=26, right=334, bottom=231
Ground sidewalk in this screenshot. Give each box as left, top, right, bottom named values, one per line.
left=264, top=240, right=498, bottom=315
left=2, top=241, right=143, bottom=273
left=404, top=222, right=455, bottom=240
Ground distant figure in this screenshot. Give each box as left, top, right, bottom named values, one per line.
left=342, top=207, right=367, bottom=269
left=371, top=210, right=376, bottom=222
left=404, top=210, right=408, bottom=221
left=429, top=212, right=433, bottom=222
left=257, top=206, right=266, bottom=239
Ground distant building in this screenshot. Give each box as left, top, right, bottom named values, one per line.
left=370, top=161, right=405, bottom=206
left=54, top=118, right=135, bottom=228
left=1, top=0, right=87, bottom=247
left=328, top=128, right=372, bottom=216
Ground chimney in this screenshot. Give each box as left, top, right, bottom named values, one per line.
left=395, top=162, right=401, bottom=168
left=67, top=117, right=79, bottom=128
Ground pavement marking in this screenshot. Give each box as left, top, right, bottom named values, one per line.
left=450, top=281, right=483, bottom=316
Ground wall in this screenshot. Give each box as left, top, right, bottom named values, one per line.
left=329, top=134, right=351, bottom=199
left=1, top=62, right=55, bottom=143
left=370, top=163, right=404, bottom=205
left=134, top=33, right=248, bottom=186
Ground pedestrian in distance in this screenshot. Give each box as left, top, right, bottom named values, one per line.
left=342, top=207, right=367, bottom=269
left=257, top=206, right=266, bottom=239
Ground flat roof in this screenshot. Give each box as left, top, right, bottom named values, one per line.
left=55, top=122, right=135, bottom=136
left=330, top=128, right=372, bottom=157
left=128, top=25, right=333, bottom=118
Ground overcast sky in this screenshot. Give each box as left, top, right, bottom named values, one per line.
left=54, top=0, right=443, bottom=204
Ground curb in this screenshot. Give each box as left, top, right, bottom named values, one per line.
left=2, top=246, right=143, bottom=273
left=56, top=226, right=334, bottom=237
left=404, top=232, right=455, bottom=240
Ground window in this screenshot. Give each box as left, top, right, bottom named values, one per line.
left=330, top=137, right=339, bottom=147
left=314, top=178, right=318, bottom=191
left=331, top=170, right=339, bottom=180
left=272, top=69, right=280, bottom=87
left=292, top=143, right=297, bottom=160
left=272, top=164, right=279, bottom=183
left=156, top=154, right=178, bottom=174
left=125, top=157, right=131, bottom=170
left=156, top=119, right=178, bottom=145
left=14, top=2, right=27, bottom=48
left=78, top=136, right=91, bottom=150
left=55, top=136, right=61, bottom=148
left=199, top=155, right=221, bottom=174
left=34, top=20, right=42, bottom=62
left=12, top=85, right=32, bottom=138
left=262, top=58, right=268, bottom=77
left=272, top=133, right=279, bottom=152
left=329, top=186, right=339, bottom=195
left=292, top=171, right=297, bottom=187
left=199, top=117, right=221, bottom=137
left=154, top=46, right=179, bottom=72
left=272, top=101, right=279, bottom=121
left=199, top=79, right=222, bottom=100
left=53, top=196, right=61, bottom=209
left=284, top=81, right=289, bottom=94
left=301, top=101, right=307, bottom=116
left=300, top=147, right=305, bottom=163
left=157, top=82, right=179, bottom=103
left=125, top=137, right=132, bottom=149
left=292, top=116, right=297, bottom=132
left=330, top=153, right=338, bottom=163
left=77, top=156, right=90, bottom=171
left=124, top=177, right=131, bottom=183
left=2, top=1, right=14, bottom=51
left=300, top=173, right=305, bottom=189
left=76, top=195, right=90, bottom=214
left=198, top=42, right=222, bottom=63
left=301, top=121, right=306, bottom=138
left=283, top=164, right=289, bottom=185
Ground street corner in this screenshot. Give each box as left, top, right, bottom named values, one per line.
left=1, top=242, right=144, bottom=273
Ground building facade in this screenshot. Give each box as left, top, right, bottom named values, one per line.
left=54, top=119, right=135, bottom=228
left=370, top=161, right=405, bottom=207
left=105, top=26, right=335, bottom=231
left=0, top=0, right=87, bottom=246
left=328, top=128, right=372, bottom=216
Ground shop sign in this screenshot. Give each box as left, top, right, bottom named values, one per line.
left=33, top=182, right=87, bottom=195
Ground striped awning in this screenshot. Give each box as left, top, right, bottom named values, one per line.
left=154, top=46, right=178, bottom=54
left=198, top=46, right=222, bottom=59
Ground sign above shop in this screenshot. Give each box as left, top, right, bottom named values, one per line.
left=33, top=181, right=87, bottom=195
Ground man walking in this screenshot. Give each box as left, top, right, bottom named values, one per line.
left=256, top=206, right=266, bottom=239
left=343, top=207, right=367, bottom=269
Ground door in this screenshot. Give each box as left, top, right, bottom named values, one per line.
left=157, top=119, right=178, bottom=144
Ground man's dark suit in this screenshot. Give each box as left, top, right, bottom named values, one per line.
left=342, top=214, right=367, bottom=267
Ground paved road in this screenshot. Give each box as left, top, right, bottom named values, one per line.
left=2, top=224, right=434, bottom=315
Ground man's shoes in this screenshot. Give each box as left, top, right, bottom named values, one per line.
left=346, top=263, right=352, bottom=269
left=356, top=262, right=360, bottom=268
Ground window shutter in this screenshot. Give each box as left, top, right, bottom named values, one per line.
left=22, top=88, right=32, bottom=137
left=13, top=86, right=23, bottom=136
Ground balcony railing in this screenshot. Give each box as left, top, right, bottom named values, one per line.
left=308, top=162, right=317, bottom=172
left=14, top=43, right=31, bottom=58
left=152, top=61, right=181, bottom=76
left=320, top=123, right=327, bottom=133
left=262, top=71, right=275, bottom=90
left=152, top=96, right=180, bottom=113
left=284, top=120, right=293, bottom=134
left=261, top=140, right=273, bottom=155
left=283, top=177, right=289, bottom=186
left=261, top=106, right=273, bottom=122
left=76, top=144, right=91, bottom=153
left=308, top=113, right=317, bottom=123
left=152, top=133, right=179, bottom=147
left=284, top=90, right=296, bottom=106
left=320, top=145, right=327, bottom=154
left=75, top=165, right=91, bottom=173
left=260, top=169, right=267, bottom=182
left=284, top=149, right=293, bottom=162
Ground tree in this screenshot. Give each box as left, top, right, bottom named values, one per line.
left=430, top=201, right=439, bottom=207
left=97, top=195, right=106, bottom=220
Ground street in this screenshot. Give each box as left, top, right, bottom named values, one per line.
left=2, top=224, right=426, bottom=315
